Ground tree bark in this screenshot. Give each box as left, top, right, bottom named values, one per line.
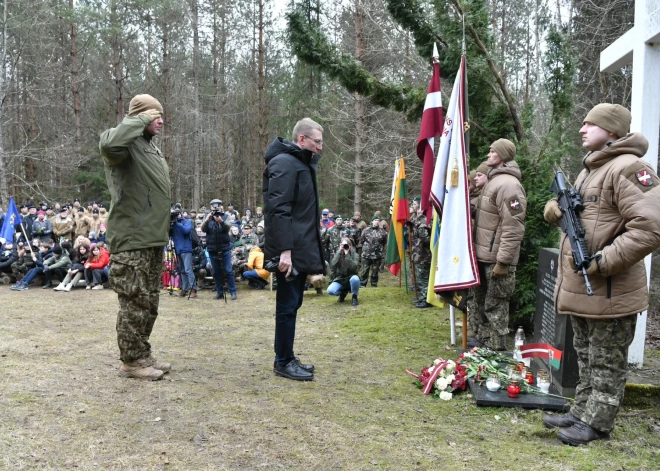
left=353, top=0, right=365, bottom=213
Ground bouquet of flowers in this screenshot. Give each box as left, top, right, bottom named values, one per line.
left=407, top=347, right=571, bottom=402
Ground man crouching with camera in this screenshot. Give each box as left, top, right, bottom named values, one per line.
left=327, top=238, right=360, bottom=306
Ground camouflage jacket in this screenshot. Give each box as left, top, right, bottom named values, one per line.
left=324, top=224, right=350, bottom=259
left=360, top=226, right=387, bottom=260
left=412, top=215, right=432, bottom=265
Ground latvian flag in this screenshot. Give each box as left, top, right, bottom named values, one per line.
left=519, top=343, right=563, bottom=369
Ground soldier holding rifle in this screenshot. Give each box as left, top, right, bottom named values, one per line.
left=543, top=103, right=660, bottom=445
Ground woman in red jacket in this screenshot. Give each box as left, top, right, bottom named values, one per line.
left=84, top=244, right=110, bottom=289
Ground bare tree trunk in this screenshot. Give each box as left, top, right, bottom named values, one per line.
left=353, top=0, right=365, bottom=213
left=111, top=1, right=124, bottom=124
left=70, top=0, right=81, bottom=143
left=0, top=0, right=9, bottom=205
left=256, top=0, right=267, bottom=207
left=190, top=0, right=201, bottom=210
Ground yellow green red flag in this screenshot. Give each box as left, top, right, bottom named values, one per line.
left=385, top=158, right=409, bottom=276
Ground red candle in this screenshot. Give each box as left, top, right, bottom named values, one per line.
left=507, top=381, right=521, bottom=398
left=526, top=372, right=534, bottom=384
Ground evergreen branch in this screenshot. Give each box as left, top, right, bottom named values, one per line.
left=287, top=10, right=426, bottom=120
left=385, top=0, right=448, bottom=56
left=448, top=0, right=523, bottom=142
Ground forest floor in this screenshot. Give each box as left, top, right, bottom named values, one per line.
left=0, top=275, right=659, bottom=471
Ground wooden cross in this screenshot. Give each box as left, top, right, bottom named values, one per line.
left=600, top=0, right=660, bottom=367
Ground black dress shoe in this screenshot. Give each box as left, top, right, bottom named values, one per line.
left=274, top=357, right=315, bottom=373
left=214, top=293, right=224, bottom=300
left=543, top=412, right=581, bottom=429
left=416, top=301, right=432, bottom=308
left=557, top=421, right=610, bottom=446
left=273, top=360, right=314, bottom=381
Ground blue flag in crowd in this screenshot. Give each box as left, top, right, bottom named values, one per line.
left=0, top=196, right=22, bottom=243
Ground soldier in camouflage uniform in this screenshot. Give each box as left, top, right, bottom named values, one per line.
left=472, top=139, right=526, bottom=352
left=359, top=217, right=387, bottom=287
left=231, top=243, right=249, bottom=279
left=411, top=212, right=432, bottom=308
left=542, top=104, right=660, bottom=445
left=324, top=215, right=349, bottom=260
left=346, top=217, right=361, bottom=253
left=100, top=94, right=171, bottom=381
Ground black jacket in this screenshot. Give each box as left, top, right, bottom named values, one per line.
left=201, top=216, right=232, bottom=253
left=262, top=137, right=324, bottom=274
left=0, top=248, right=18, bottom=270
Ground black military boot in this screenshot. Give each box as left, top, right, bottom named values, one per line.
left=557, top=422, right=610, bottom=446
left=338, top=291, right=347, bottom=303
left=543, top=412, right=581, bottom=429
left=351, top=294, right=359, bottom=306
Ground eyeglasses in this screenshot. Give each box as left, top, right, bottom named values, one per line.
left=304, top=135, right=323, bottom=146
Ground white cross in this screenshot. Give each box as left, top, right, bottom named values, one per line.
left=638, top=171, right=652, bottom=184
left=600, top=0, right=660, bottom=367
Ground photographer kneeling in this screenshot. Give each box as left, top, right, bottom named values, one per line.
left=327, top=237, right=360, bottom=306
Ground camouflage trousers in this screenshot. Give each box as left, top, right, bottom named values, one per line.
left=360, top=258, right=381, bottom=286
left=472, top=263, right=516, bottom=349
left=569, top=314, right=637, bottom=433
left=414, top=261, right=431, bottom=300
left=109, top=247, right=163, bottom=363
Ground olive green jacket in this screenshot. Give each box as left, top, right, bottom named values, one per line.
left=99, top=115, right=171, bottom=254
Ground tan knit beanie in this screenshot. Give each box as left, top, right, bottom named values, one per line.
left=476, top=161, right=490, bottom=175
left=469, top=170, right=476, bottom=182
left=583, top=103, right=631, bottom=138
left=490, top=139, right=516, bottom=163
left=128, top=94, right=163, bottom=117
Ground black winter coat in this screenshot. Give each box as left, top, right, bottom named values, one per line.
left=262, top=137, right=324, bottom=274
left=201, top=216, right=232, bottom=253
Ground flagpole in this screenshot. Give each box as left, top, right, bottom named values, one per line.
left=19, top=221, right=35, bottom=258
left=461, top=12, right=469, bottom=351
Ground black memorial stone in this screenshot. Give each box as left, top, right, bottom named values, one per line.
left=533, top=248, right=579, bottom=397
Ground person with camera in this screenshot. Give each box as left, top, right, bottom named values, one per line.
left=171, top=209, right=198, bottom=298
left=263, top=117, right=326, bottom=382
left=201, top=208, right=237, bottom=300
left=99, top=93, right=171, bottom=381
left=327, top=238, right=360, bottom=306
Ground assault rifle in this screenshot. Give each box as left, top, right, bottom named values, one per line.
left=550, top=166, right=593, bottom=296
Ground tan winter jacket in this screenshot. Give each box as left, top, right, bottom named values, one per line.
left=474, top=161, right=526, bottom=266
left=555, top=133, right=660, bottom=318
left=52, top=215, right=74, bottom=242
left=73, top=213, right=91, bottom=238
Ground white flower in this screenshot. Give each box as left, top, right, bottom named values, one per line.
left=435, top=377, right=449, bottom=390
left=445, top=360, right=456, bottom=375
left=439, top=391, right=453, bottom=401
left=433, top=359, right=443, bottom=366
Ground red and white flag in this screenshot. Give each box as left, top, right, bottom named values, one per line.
left=416, top=43, right=443, bottom=224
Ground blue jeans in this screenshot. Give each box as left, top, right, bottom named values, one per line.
left=177, top=252, right=197, bottom=291
left=21, top=266, right=45, bottom=285
left=327, top=275, right=361, bottom=296
left=274, top=270, right=308, bottom=366
left=243, top=270, right=265, bottom=283
left=208, top=250, right=236, bottom=295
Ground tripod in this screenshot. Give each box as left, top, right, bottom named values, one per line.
left=210, top=251, right=229, bottom=303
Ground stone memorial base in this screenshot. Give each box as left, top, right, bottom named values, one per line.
left=468, top=378, right=570, bottom=411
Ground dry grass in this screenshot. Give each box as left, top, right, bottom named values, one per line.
left=0, top=277, right=658, bottom=470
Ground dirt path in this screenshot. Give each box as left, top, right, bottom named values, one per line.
left=0, top=280, right=658, bottom=470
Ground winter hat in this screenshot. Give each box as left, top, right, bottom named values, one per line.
left=37, top=210, right=45, bottom=216
left=469, top=170, right=476, bottom=182
left=583, top=103, right=631, bottom=138
left=490, top=139, right=516, bottom=163
left=53, top=245, right=63, bottom=255
left=89, top=231, right=96, bottom=238
left=476, top=161, right=490, bottom=175
left=128, top=94, right=163, bottom=117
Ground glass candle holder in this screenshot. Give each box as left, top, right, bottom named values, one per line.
left=537, top=370, right=550, bottom=393
left=507, top=380, right=521, bottom=398
left=486, top=373, right=501, bottom=392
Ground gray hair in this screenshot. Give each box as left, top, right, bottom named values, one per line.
left=292, top=118, right=323, bottom=142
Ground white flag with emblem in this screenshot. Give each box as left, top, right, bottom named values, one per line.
left=429, top=55, right=479, bottom=292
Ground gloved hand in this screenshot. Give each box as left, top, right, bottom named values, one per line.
left=491, top=262, right=509, bottom=278
left=139, top=109, right=162, bottom=123
left=543, top=199, right=562, bottom=225
left=586, top=253, right=602, bottom=276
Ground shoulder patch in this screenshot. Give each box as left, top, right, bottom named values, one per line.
left=507, top=197, right=523, bottom=214
left=623, top=161, right=660, bottom=193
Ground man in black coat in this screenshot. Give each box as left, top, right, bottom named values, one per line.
left=263, top=117, right=325, bottom=381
